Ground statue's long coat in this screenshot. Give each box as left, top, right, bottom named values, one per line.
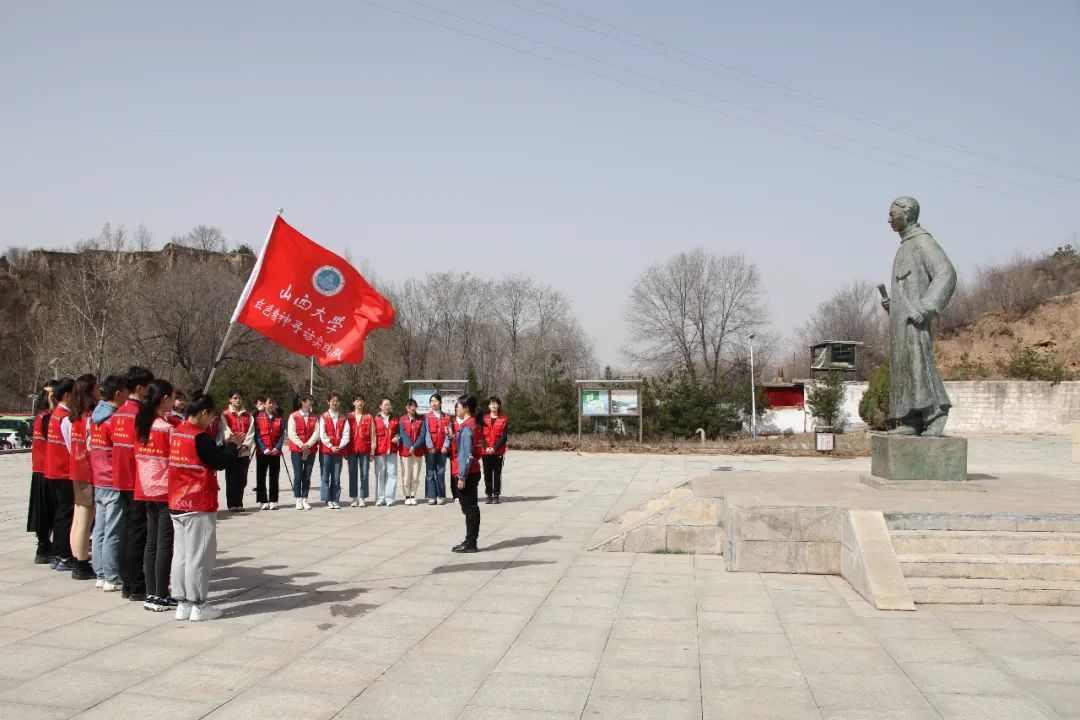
left=889, top=224, right=957, bottom=421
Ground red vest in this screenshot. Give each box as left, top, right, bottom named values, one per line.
left=110, top=399, right=139, bottom=491
left=289, top=411, right=318, bottom=453
left=256, top=413, right=283, bottom=454
left=481, top=414, right=509, bottom=456
left=31, top=410, right=49, bottom=474
left=136, top=416, right=172, bottom=502
left=168, top=420, right=218, bottom=512
left=450, top=416, right=483, bottom=478
left=321, top=413, right=347, bottom=456
left=426, top=412, right=451, bottom=454
left=89, top=414, right=115, bottom=489
left=70, top=413, right=93, bottom=482
left=44, top=404, right=71, bottom=480
left=223, top=409, right=253, bottom=437
left=373, top=415, right=399, bottom=456
left=398, top=415, right=425, bottom=457
left=348, top=413, right=374, bottom=454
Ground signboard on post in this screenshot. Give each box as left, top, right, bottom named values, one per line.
left=410, top=389, right=436, bottom=414
left=403, top=380, right=468, bottom=418
left=576, top=379, right=645, bottom=443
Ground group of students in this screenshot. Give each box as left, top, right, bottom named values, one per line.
left=25, top=366, right=509, bottom=622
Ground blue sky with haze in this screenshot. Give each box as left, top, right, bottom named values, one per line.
left=2, top=1, right=1077, bottom=368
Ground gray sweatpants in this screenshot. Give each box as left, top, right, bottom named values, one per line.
left=170, top=511, right=216, bottom=604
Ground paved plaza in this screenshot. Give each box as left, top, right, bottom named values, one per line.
left=0, top=437, right=1078, bottom=719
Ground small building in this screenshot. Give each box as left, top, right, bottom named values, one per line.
left=762, top=369, right=805, bottom=409
left=809, top=340, right=863, bottom=379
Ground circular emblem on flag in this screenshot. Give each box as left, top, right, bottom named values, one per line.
left=312, top=265, right=345, bottom=297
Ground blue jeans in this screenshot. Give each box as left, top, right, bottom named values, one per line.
left=92, top=488, right=122, bottom=583
left=320, top=454, right=343, bottom=503
left=425, top=452, right=447, bottom=499
left=347, top=454, right=371, bottom=499
left=374, top=454, right=397, bottom=503
left=290, top=451, right=316, bottom=499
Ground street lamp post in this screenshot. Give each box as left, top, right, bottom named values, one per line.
left=748, top=333, right=757, bottom=440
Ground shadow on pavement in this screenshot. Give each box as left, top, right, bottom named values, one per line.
left=431, top=560, right=557, bottom=574
left=482, top=535, right=562, bottom=552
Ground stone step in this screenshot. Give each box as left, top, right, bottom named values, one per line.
left=885, top=512, right=1080, bottom=533
left=907, top=577, right=1080, bottom=605
left=898, top=553, right=1080, bottom=581
left=890, top=530, right=1080, bottom=556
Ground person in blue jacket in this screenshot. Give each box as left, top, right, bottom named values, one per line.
left=422, top=394, right=452, bottom=505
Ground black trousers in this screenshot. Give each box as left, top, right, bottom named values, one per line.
left=225, top=456, right=251, bottom=508
left=144, top=501, right=174, bottom=599
left=120, top=493, right=147, bottom=595
left=45, top=478, right=74, bottom=559
left=28, top=472, right=52, bottom=551
left=458, top=472, right=481, bottom=545
left=255, top=454, right=280, bottom=503
left=482, top=455, right=504, bottom=497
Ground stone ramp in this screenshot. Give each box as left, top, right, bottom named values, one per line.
left=586, top=483, right=722, bottom=553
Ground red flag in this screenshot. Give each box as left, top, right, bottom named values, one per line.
left=231, top=215, right=394, bottom=366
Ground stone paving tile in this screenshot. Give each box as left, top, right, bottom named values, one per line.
left=3, top=450, right=1080, bottom=718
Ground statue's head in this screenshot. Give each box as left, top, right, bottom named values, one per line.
left=889, top=196, right=920, bottom=232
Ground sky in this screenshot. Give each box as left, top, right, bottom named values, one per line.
left=2, top=0, right=1078, bottom=370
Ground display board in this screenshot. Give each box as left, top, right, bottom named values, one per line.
left=411, top=389, right=436, bottom=414
left=609, top=388, right=639, bottom=416
left=581, top=389, right=610, bottom=416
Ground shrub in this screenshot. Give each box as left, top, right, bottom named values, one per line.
left=858, top=363, right=890, bottom=430
left=998, top=343, right=1071, bottom=382
left=807, top=372, right=844, bottom=429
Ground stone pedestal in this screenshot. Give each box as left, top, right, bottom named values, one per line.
left=865, top=434, right=968, bottom=485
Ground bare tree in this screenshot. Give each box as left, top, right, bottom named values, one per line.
left=795, top=279, right=887, bottom=378
left=624, top=249, right=768, bottom=387
left=172, top=225, right=227, bottom=253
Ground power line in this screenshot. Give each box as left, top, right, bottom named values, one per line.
left=395, top=0, right=1078, bottom=203
left=502, top=0, right=1080, bottom=185
left=365, top=0, right=1077, bottom=207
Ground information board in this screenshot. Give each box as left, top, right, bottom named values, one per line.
left=609, top=388, right=640, bottom=416
left=581, top=389, right=610, bottom=416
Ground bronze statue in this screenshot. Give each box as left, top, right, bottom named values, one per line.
left=879, top=197, right=957, bottom=437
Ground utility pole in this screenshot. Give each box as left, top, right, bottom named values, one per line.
left=748, top=333, right=757, bottom=440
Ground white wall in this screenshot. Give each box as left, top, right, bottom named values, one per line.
left=758, top=380, right=1080, bottom=436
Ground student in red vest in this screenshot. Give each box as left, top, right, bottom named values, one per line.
left=398, top=399, right=426, bottom=505
left=221, top=389, right=255, bottom=512
left=451, top=394, right=485, bottom=553
left=135, top=379, right=177, bottom=612
left=90, top=375, right=126, bottom=590
left=171, top=389, right=188, bottom=423
left=67, top=374, right=100, bottom=580
left=423, top=393, right=451, bottom=506
left=319, top=392, right=351, bottom=509
left=346, top=394, right=375, bottom=507
left=113, top=365, right=155, bottom=602
left=254, top=395, right=285, bottom=510
left=169, top=393, right=242, bottom=621
left=27, top=380, right=56, bottom=565
left=287, top=393, right=320, bottom=510
left=43, top=377, right=76, bottom=571
left=481, top=396, right=509, bottom=505
left=373, top=398, right=400, bottom=506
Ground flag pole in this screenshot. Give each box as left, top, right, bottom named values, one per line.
left=309, top=356, right=315, bottom=395
left=202, top=209, right=283, bottom=395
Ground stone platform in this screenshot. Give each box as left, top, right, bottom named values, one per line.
left=868, top=433, right=968, bottom=484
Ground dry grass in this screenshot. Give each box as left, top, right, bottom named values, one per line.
left=510, top=431, right=870, bottom=457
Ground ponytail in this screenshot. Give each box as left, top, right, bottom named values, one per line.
left=135, top=379, right=174, bottom=445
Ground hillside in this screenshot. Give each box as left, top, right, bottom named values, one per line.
left=936, top=290, right=1080, bottom=379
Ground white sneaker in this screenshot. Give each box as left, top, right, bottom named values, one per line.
left=295, top=499, right=304, bottom=510
left=190, top=603, right=223, bottom=622
left=437, top=498, right=446, bottom=505
left=175, top=601, right=192, bottom=620
left=375, top=499, right=385, bottom=506
left=95, top=579, right=104, bottom=588
left=385, top=500, right=394, bottom=507
left=358, top=498, right=366, bottom=508
left=427, top=499, right=437, bottom=505
left=103, top=581, right=119, bottom=592
left=350, top=498, right=359, bottom=508
left=268, top=502, right=278, bottom=510
left=302, top=499, right=311, bottom=511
